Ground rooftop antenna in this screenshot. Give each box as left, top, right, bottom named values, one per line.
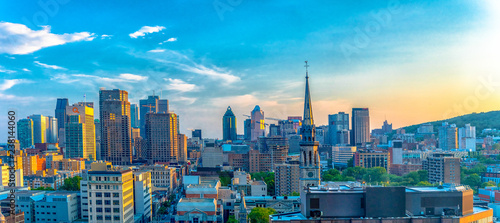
left=84, top=94, right=86, bottom=103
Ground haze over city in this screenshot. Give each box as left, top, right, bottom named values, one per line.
left=1, top=0, right=500, bottom=139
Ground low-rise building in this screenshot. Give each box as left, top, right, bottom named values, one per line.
left=33, top=192, right=79, bottom=223
left=139, top=165, right=175, bottom=192
left=175, top=198, right=221, bottom=223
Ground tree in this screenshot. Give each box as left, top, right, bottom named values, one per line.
left=322, top=169, right=344, bottom=182
left=290, top=191, right=300, bottom=196
left=218, top=171, right=232, bottom=186
left=362, top=167, right=388, bottom=183
left=342, top=166, right=366, bottom=180
left=33, top=186, right=55, bottom=191
left=228, top=215, right=239, bottom=223
left=248, top=207, right=276, bottom=223
left=347, top=157, right=354, bottom=167
left=415, top=181, right=432, bottom=186
left=463, top=174, right=482, bottom=191
left=481, top=181, right=497, bottom=188
left=59, top=176, right=82, bottom=191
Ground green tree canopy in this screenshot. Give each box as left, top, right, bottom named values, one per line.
left=59, top=176, right=82, bottom=191
left=248, top=207, right=276, bottom=223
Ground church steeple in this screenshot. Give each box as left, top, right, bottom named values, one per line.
left=300, top=61, right=316, bottom=144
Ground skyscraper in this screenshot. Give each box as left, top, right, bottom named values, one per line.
left=458, top=124, right=476, bottom=151
left=130, top=104, right=139, bottom=128
left=299, top=62, right=320, bottom=194
left=223, top=106, right=237, bottom=141
left=439, top=122, right=458, bottom=150
left=28, top=114, right=48, bottom=144
left=55, top=98, right=69, bottom=134
left=244, top=119, right=251, bottom=140
left=99, top=88, right=132, bottom=165
left=145, top=112, right=179, bottom=164
left=139, top=95, right=169, bottom=139
left=328, top=112, right=350, bottom=145
left=47, top=116, right=58, bottom=143
left=65, top=102, right=96, bottom=160
left=351, top=108, right=370, bottom=146
left=192, top=129, right=202, bottom=139
left=178, top=134, right=188, bottom=164
left=251, top=105, right=265, bottom=141
left=18, top=119, right=34, bottom=149
left=94, top=119, right=101, bottom=160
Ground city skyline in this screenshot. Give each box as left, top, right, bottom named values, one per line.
left=1, top=0, right=500, bottom=139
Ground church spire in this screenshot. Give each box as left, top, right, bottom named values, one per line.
left=300, top=61, right=316, bottom=144
left=302, top=61, right=314, bottom=126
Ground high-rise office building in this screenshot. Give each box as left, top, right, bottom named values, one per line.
left=95, top=119, right=101, bottom=161
left=47, top=116, right=58, bottom=143
left=328, top=112, right=350, bottom=145
left=18, top=118, right=34, bottom=149
left=55, top=98, right=69, bottom=133
left=134, top=171, right=153, bottom=222
left=439, top=122, right=458, bottom=150
left=351, top=108, right=370, bottom=146
left=223, top=106, right=237, bottom=141
left=299, top=64, right=321, bottom=193
left=178, top=134, right=188, bottom=164
left=251, top=105, right=265, bottom=141
left=139, top=95, right=169, bottom=139
left=99, top=88, right=132, bottom=165
left=244, top=119, right=251, bottom=140
left=28, top=114, right=48, bottom=144
left=192, top=129, right=202, bottom=139
left=145, top=112, right=178, bottom=164
left=65, top=102, right=96, bottom=160
left=458, top=124, right=476, bottom=151
left=130, top=104, right=139, bottom=128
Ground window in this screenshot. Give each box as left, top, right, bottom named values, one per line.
left=113, top=200, right=120, bottom=205
left=105, top=216, right=112, bottom=220
left=97, top=215, right=103, bottom=220
left=96, top=200, right=102, bottom=205
left=310, top=198, right=320, bottom=209
left=113, top=208, right=119, bottom=213
left=105, top=208, right=111, bottom=213
left=96, top=192, right=102, bottom=197
left=113, top=193, right=119, bottom=197
left=104, top=193, right=110, bottom=197
left=96, top=208, right=102, bottom=213
left=114, top=216, right=120, bottom=220
left=105, top=200, right=111, bottom=205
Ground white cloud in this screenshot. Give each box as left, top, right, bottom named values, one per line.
left=101, top=34, right=112, bottom=39
left=171, top=96, right=197, bottom=104
left=34, top=61, right=66, bottom=70
left=0, top=93, right=35, bottom=102
left=164, top=78, right=197, bottom=92
left=0, top=79, right=31, bottom=91
left=50, top=74, right=79, bottom=84
left=0, top=65, right=15, bottom=73
left=176, top=62, right=240, bottom=84
left=0, top=22, right=95, bottom=55
left=119, top=73, right=148, bottom=81
left=22, top=68, right=30, bottom=72
left=159, top=37, right=177, bottom=44
left=148, top=49, right=165, bottom=53
left=129, top=26, right=165, bottom=38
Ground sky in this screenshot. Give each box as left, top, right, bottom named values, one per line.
left=1, top=0, right=500, bottom=140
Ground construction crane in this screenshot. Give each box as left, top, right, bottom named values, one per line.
left=142, top=104, right=156, bottom=113
left=242, top=114, right=283, bottom=122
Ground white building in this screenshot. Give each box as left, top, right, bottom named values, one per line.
left=140, top=165, right=175, bottom=192
left=459, top=124, right=476, bottom=151
left=133, top=171, right=152, bottom=223
left=87, top=169, right=135, bottom=223
left=331, top=146, right=356, bottom=167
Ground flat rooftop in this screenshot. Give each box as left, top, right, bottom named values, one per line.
left=179, top=198, right=215, bottom=203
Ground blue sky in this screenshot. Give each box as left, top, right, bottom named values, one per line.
left=1, top=0, right=500, bottom=140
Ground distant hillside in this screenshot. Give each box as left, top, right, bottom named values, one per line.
left=402, top=110, right=500, bottom=135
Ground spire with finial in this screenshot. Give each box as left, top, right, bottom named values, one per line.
left=300, top=61, right=316, bottom=144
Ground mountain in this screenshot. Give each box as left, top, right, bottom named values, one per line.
left=401, top=110, right=500, bottom=135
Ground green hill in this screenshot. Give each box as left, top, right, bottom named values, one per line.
left=402, top=110, right=500, bottom=135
